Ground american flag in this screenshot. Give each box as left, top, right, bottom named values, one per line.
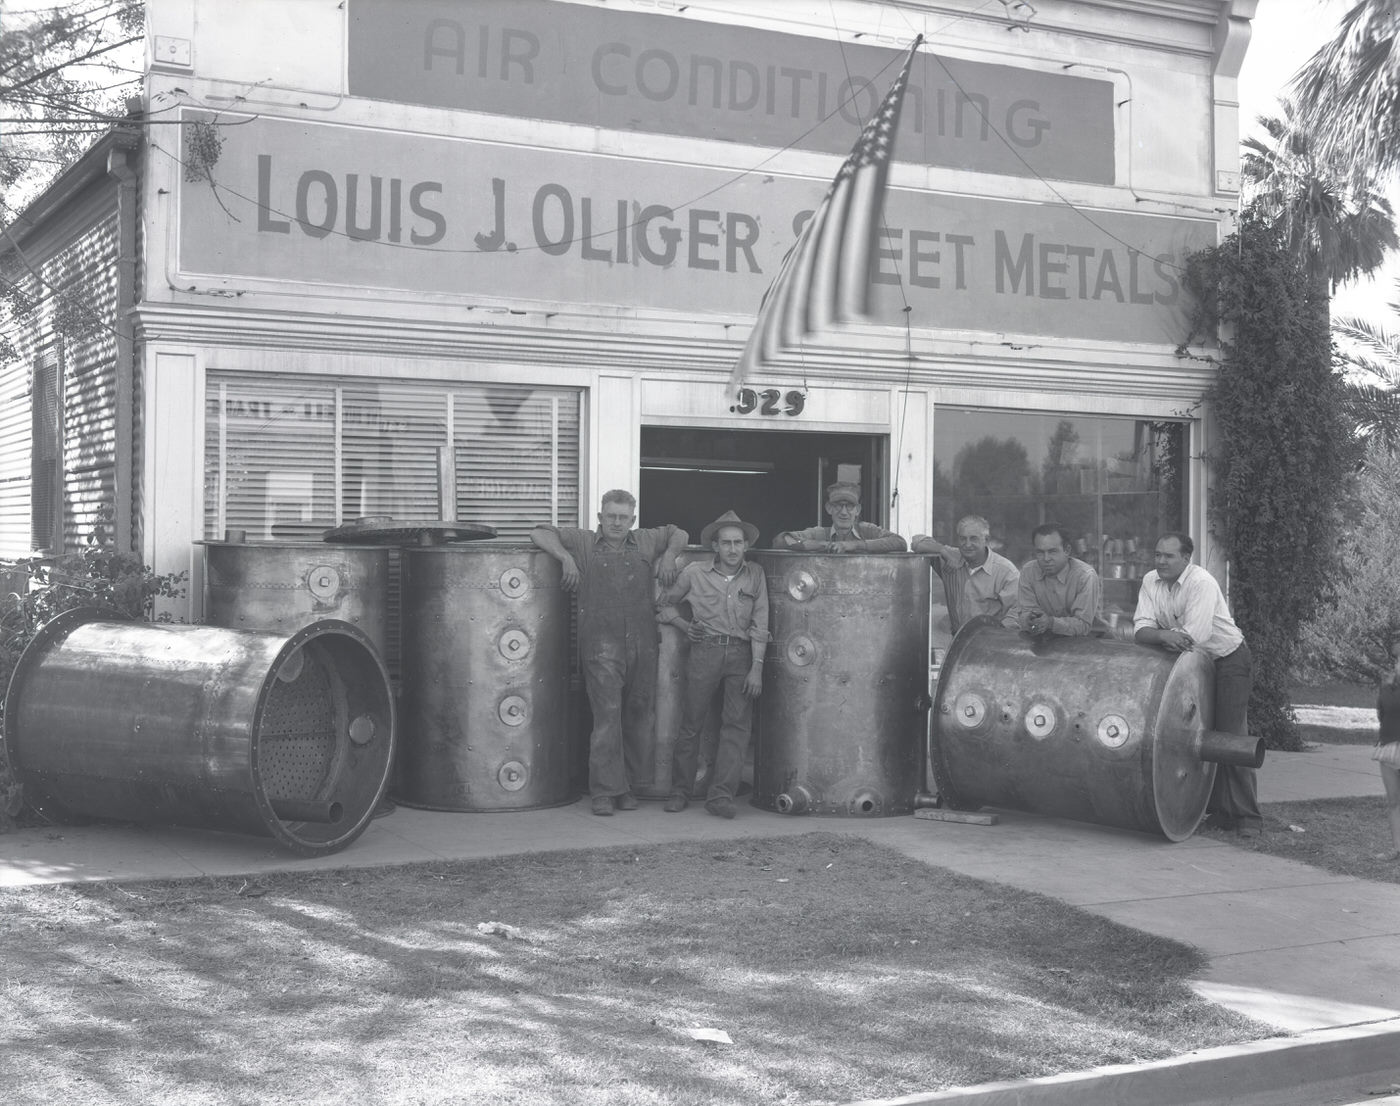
left=729, top=35, right=923, bottom=395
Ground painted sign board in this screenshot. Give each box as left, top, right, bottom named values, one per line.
left=176, top=116, right=1215, bottom=345
left=347, top=0, right=1115, bottom=185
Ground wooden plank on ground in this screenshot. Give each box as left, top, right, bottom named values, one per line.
left=914, top=808, right=999, bottom=826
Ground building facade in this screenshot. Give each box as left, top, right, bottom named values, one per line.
left=0, top=0, right=1256, bottom=642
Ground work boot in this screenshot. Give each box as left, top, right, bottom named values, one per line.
left=615, top=792, right=639, bottom=811
left=663, top=793, right=689, bottom=813
left=705, top=797, right=736, bottom=820
left=591, top=795, right=614, bottom=816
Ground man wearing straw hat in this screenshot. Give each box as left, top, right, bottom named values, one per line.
left=657, top=510, right=770, bottom=819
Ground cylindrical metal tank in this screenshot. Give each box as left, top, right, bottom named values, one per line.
left=199, top=539, right=392, bottom=667
left=4, top=608, right=396, bottom=856
left=751, top=552, right=931, bottom=817
left=930, top=618, right=1265, bottom=840
left=395, top=543, right=574, bottom=811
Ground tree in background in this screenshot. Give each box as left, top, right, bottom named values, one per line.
left=1293, top=0, right=1400, bottom=186
left=1334, top=283, right=1400, bottom=444
left=1241, top=101, right=1398, bottom=307
left=1182, top=211, right=1358, bottom=748
left=1296, top=439, right=1400, bottom=684
left=0, top=0, right=143, bottom=204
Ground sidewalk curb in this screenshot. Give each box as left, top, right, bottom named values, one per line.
left=845, top=1018, right=1400, bottom=1106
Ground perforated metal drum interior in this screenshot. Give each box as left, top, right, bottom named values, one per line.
left=257, top=648, right=341, bottom=801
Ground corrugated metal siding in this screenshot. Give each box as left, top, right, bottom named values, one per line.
left=0, top=360, right=30, bottom=557
left=57, top=215, right=120, bottom=549
left=1, top=196, right=120, bottom=555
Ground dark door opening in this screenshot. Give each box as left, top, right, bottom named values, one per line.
left=638, top=426, right=888, bottom=547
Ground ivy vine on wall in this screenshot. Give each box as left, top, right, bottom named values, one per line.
left=1180, top=211, right=1357, bottom=749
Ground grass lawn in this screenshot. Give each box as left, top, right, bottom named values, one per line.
left=1201, top=798, right=1400, bottom=885
left=0, top=832, right=1264, bottom=1106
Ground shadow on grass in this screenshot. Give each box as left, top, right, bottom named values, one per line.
left=0, top=833, right=1264, bottom=1106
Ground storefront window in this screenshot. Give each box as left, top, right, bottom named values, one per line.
left=205, top=373, right=582, bottom=540
left=931, top=408, right=1187, bottom=624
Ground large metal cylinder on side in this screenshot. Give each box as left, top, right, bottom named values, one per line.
left=396, top=544, right=574, bottom=811
left=4, top=608, right=396, bottom=856
left=751, top=551, right=930, bottom=817
left=200, top=539, right=393, bottom=668
left=930, top=618, right=1265, bottom=841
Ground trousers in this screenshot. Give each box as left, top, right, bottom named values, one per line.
left=671, top=640, right=753, bottom=802
left=1207, top=640, right=1262, bottom=827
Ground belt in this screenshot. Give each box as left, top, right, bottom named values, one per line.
left=697, top=632, right=747, bottom=646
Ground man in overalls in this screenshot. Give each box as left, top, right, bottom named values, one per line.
left=532, top=491, right=687, bottom=815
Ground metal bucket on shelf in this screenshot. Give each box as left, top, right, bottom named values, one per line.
left=4, top=608, right=396, bottom=856
left=750, top=552, right=931, bottom=817
left=930, top=618, right=1264, bottom=840
left=199, top=538, right=394, bottom=673
left=395, top=543, right=574, bottom=811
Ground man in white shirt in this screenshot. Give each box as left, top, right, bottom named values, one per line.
left=1133, top=531, right=1261, bottom=836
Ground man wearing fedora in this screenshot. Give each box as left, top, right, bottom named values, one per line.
left=656, top=510, right=770, bottom=819
left=771, top=481, right=906, bottom=553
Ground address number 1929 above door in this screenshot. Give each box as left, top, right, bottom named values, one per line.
left=730, top=388, right=806, bottom=416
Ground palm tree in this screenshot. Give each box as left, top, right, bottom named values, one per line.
left=1292, top=0, right=1400, bottom=186
left=1334, top=280, right=1400, bottom=443
left=1241, top=102, right=1399, bottom=304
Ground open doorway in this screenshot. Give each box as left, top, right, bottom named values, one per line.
left=638, top=426, right=888, bottom=545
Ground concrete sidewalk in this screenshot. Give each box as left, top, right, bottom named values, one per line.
left=2, top=741, right=1395, bottom=1038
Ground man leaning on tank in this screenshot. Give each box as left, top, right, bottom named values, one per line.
left=1016, top=522, right=1102, bottom=638
left=771, top=481, right=906, bottom=553
left=656, top=510, right=769, bottom=820
left=1132, top=531, right=1262, bottom=837
left=910, top=515, right=1019, bottom=632
left=530, top=490, right=687, bottom=816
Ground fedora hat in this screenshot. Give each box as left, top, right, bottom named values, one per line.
left=700, top=510, right=759, bottom=548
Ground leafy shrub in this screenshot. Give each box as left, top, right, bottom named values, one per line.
left=1181, top=211, right=1358, bottom=748
left=0, top=521, right=186, bottom=830
left=1296, top=439, right=1400, bottom=684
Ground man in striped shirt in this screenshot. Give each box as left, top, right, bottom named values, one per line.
left=1133, top=531, right=1261, bottom=836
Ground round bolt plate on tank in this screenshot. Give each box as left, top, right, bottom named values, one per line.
left=1025, top=702, right=1058, bottom=740
left=786, top=634, right=818, bottom=667
left=786, top=570, right=819, bottom=602
left=1097, top=714, right=1130, bottom=749
left=305, top=565, right=342, bottom=602
left=498, top=694, right=529, bottom=726
left=498, top=628, right=532, bottom=660
left=954, top=692, right=987, bottom=729
left=499, top=568, right=530, bottom=598
left=498, top=760, right=529, bottom=792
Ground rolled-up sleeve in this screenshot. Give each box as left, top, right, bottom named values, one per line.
left=746, top=563, right=771, bottom=643
left=855, top=524, right=907, bottom=553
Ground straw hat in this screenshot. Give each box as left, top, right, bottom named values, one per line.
left=700, top=510, right=759, bottom=547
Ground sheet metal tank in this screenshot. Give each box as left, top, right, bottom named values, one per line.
left=199, top=538, right=393, bottom=670
left=930, top=618, right=1265, bottom=840
left=4, top=609, right=396, bottom=856
left=395, top=543, right=574, bottom=810
left=750, top=551, right=931, bottom=816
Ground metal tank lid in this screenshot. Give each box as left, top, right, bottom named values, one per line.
left=322, top=516, right=498, bottom=546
